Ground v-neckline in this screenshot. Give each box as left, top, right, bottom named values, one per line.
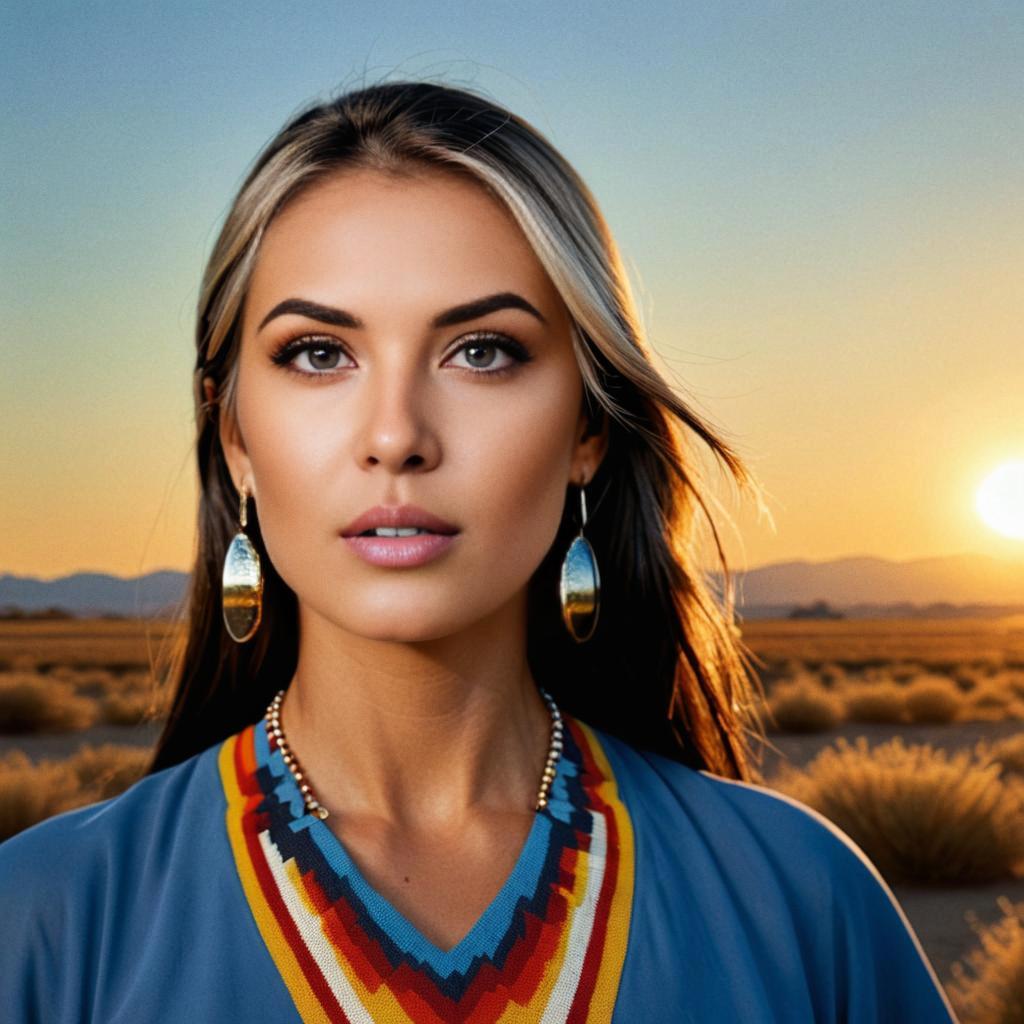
left=257, top=713, right=564, bottom=966
left=218, top=706, right=637, bottom=1022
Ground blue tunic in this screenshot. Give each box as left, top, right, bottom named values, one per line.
left=0, top=710, right=957, bottom=1022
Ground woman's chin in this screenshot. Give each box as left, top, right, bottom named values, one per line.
left=317, top=605, right=475, bottom=645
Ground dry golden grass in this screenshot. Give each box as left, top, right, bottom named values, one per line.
left=0, top=750, right=75, bottom=840
left=740, top=615, right=1024, bottom=672
left=990, top=735, right=1024, bottom=777
left=0, top=672, right=100, bottom=733
left=889, top=660, right=927, bottom=683
left=765, top=665, right=1024, bottom=728
left=0, top=743, right=150, bottom=841
left=947, top=896, right=1024, bottom=1024
left=0, top=617, right=180, bottom=673
left=47, top=665, right=115, bottom=696
left=960, top=680, right=1024, bottom=722
left=65, top=742, right=150, bottom=798
left=765, top=672, right=845, bottom=732
left=840, top=680, right=910, bottom=724
left=1004, top=672, right=1024, bottom=702
left=757, top=653, right=1024, bottom=736
left=815, top=661, right=850, bottom=687
left=100, top=687, right=171, bottom=725
left=903, top=673, right=963, bottom=724
left=769, top=737, right=1024, bottom=885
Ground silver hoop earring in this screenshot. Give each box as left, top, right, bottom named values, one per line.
left=222, top=483, right=263, bottom=643
left=559, top=479, right=600, bottom=642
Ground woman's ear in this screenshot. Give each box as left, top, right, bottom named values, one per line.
left=201, top=376, right=218, bottom=415
left=572, top=399, right=609, bottom=485
left=204, top=375, right=253, bottom=496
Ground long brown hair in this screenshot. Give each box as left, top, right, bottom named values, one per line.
left=145, top=78, right=770, bottom=783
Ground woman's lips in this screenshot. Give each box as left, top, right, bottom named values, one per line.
left=342, top=531, right=458, bottom=567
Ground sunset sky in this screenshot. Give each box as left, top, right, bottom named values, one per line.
left=3, top=2, right=1022, bottom=580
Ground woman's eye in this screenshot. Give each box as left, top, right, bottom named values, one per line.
left=272, top=338, right=353, bottom=375
left=447, top=335, right=530, bottom=374
left=298, top=345, right=348, bottom=372
left=271, top=333, right=531, bottom=377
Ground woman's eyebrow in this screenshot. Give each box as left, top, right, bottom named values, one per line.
left=256, top=292, right=548, bottom=333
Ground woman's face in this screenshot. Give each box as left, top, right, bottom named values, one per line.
left=217, top=167, right=606, bottom=642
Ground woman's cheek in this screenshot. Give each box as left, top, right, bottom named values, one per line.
left=470, top=397, right=576, bottom=570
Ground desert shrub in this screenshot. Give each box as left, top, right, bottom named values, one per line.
left=101, top=690, right=160, bottom=725
left=0, top=750, right=80, bottom=841
left=769, top=737, right=1024, bottom=884
left=0, top=743, right=150, bottom=841
left=925, top=659, right=961, bottom=676
left=46, top=665, right=158, bottom=710
left=990, top=735, right=1024, bottom=777
left=972, top=653, right=1006, bottom=672
left=947, top=896, right=1024, bottom=1024
left=118, top=669, right=155, bottom=693
left=0, top=673, right=99, bottom=733
left=973, top=686, right=1013, bottom=711
left=102, top=660, right=151, bottom=675
left=842, top=658, right=891, bottom=673
left=64, top=668, right=116, bottom=699
left=817, top=662, right=849, bottom=689
left=962, top=682, right=1021, bottom=722
left=890, top=661, right=924, bottom=683
left=840, top=680, right=909, bottom=724
left=766, top=673, right=845, bottom=733
left=991, top=671, right=1024, bottom=703
left=67, top=743, right=149, bottom=799
left=861, top=666, right=890, bottom=683
left=956, top=666, right=989, bottom=692
left=903, top=673, right=963, bottom=724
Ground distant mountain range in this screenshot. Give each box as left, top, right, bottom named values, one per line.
left=0, top=570, right=186, bottom=618
left=2, top=552, right=1023, bottom=619
left=710, top=552, right=1024, bottom=618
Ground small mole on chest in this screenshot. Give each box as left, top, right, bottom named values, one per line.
left=404, top=876, right=410, bottom=883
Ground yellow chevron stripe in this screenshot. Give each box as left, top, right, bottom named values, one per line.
left=574, top=721, right=636, bottom=1023
left=218, top=732, right=333, bottom=1021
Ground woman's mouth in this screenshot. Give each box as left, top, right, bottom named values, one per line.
left=340, top=505, right=460, bottom=567
left=343, top=529, right=458, bottom=567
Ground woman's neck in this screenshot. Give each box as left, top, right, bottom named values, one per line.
left=278, top=599, right=552, bottom=830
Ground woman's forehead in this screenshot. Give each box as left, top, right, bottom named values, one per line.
left=244, top=168, right=563, bottom=330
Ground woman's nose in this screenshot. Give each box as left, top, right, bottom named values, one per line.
left=353, top=370, right=441, bottom=474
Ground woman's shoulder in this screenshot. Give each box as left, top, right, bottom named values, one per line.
left=0, top=737, right=236, bottom=1022
left=584, top=722, right=913, bottom=939
left=0, top=737, right=221, bottom=895
left=586, top=720, right=957, bottom=1020
left=591, top=719, right=879, bottom=881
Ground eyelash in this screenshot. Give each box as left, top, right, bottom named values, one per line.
left=269, top=331, right=533, bottom=380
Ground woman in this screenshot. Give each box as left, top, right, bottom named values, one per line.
left=1, top=80, right=956, bottom=1023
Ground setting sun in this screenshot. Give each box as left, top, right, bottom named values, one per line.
left=976, top=460, right=1024, bottom=540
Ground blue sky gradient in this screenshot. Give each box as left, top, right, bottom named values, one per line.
left=3, top=2, right=1022, bottom=576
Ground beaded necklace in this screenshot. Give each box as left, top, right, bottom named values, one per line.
left=263, top=685, right=564, bottom=818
